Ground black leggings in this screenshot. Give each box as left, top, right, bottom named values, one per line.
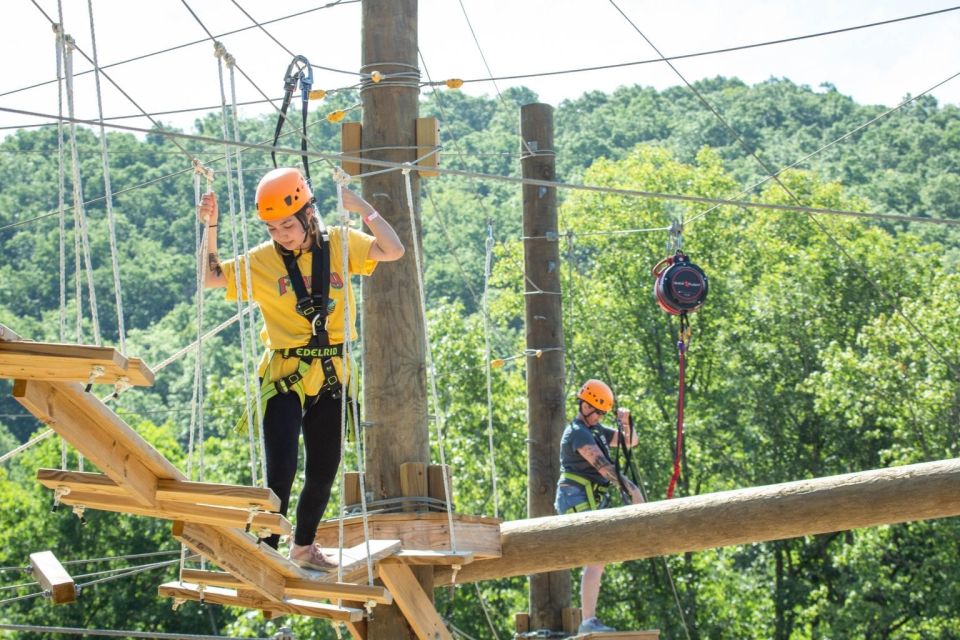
left=261, top=389, right=342, bottom=548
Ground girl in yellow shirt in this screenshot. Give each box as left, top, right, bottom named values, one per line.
left=198, top=168, right=403, bottom=570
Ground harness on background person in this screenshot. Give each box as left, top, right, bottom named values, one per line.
left=561, top=422, right=618, bottom=513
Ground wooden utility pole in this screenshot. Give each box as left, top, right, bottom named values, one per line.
left=520, top=103, right=570, bottom=632
left=435, top=457, right=960, bottom=585
left=360, top=1, right=427, bottom=638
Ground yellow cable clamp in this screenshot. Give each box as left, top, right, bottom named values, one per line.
left=370, top=70, right=382, bottom=83
left=445, top=78, right=464, bottom=89
left=308, top=89, right=327, bottom=101
left=326, top=110, right=346, bottom=123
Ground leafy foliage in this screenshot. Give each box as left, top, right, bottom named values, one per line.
left=1, top=77, right=959, bottom=638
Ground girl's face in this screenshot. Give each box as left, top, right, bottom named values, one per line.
left=265, top=212, right=309, bottom=251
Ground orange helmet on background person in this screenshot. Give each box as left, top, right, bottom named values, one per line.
left=577, top=379, right=614, bottom=412
left=255, top=167, right=313, bottom=221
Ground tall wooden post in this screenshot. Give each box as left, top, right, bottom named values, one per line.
left=521, top=103, right=570, bottom=631
left=360, top=1, right=428, bottom=638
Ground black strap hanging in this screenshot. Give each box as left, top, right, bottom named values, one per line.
left=271, top=55, right=314, bottom=185
left=281, top=237, right=331, bottom=343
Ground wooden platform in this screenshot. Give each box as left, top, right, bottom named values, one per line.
left=313, top=512, right=502, bottom=561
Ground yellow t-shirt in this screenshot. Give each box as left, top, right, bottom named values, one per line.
left=222, top=227, right=377, bottom=395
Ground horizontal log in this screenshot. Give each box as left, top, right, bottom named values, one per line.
left=436, top=458, right=960, bottom=585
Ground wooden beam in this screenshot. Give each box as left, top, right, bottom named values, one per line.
left=426, top=464, right=451, bottom=505
left=377, top=562, right=451, bottom=640
left=435, top=458, right=960, bottom=585
left=0, top=341, right=153, bottom=386
left=414, top=117, right=439, bottom=177
left=14, top=379, right=159, bottom=506
left=341, top=121, right=362, bottom=176
left=400, top=462, right=426, bottom=511
left=156, top=479, right=280, bottom=511
left=383, top=550, right=474, bottom=566
left=179, top=569, right=393, bottom=605
left=57, top=491, right=290, bottom=536
left=157, top=582, right=364, bottom=621
left=36, top=470, right=281, bottom=512
left=29, top=551, right=75, bottom=605
left=172, top=521, right=290, bottom=602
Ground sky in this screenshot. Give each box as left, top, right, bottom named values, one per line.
left=1, top=0, right=959, bottom=139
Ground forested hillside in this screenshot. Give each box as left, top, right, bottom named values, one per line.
left=0, top=77, right=958, bottom=639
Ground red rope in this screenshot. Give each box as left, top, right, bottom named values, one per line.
left=667, top=335, right=686, bottom=499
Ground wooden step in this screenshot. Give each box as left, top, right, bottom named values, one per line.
left=37, top=469, right=281, bottom=511
left=310, top=539, right=403, bottom=584
left=56, top=491, right=291, bottom=536
left=158, top=582, right=364, bottom=621
left=180, top=569, right=393, bottom=604
left=0, top=340, right=154, bottom=386
left=29, top=551, right=75, bottom=605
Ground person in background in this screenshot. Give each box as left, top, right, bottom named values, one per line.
left=198, top=167, right=403, bottom=570
left=555, top=378, right=644, bottom=634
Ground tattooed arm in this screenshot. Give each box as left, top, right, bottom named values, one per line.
left=197, top=192, right=227, bottom=289
left=576, top=443, right=645, bottom=504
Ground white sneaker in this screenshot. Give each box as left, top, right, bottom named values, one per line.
left=579, top=617, right=616, bottom=634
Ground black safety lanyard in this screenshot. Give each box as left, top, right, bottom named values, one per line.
left=271, top=55, right=314, bottom=184
left=281, top=233, right=330, bottom=346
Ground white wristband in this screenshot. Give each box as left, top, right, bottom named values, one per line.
left=364, top=211, right=381, bottom=223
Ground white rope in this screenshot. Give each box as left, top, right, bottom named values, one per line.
left=53, top=20, right=70, bottom=474
left=333, top=171, right=375, bottom=585
left=54, top=22, right=67, bottom=344
left=86, top=0, right=126, bottom=355
left=214, top=42, right=260, bottom=487
left=401, top=166, right=457, bottom=550
left=0, top=430, right=55, bottom=465
left=481, top=222, right=500, bottom=519
left=62, top=35, right=101, bottom=346
left=225, top=52, right=267, bottom=487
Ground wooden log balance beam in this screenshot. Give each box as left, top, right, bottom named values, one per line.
left=435, top=458, right=960, bottom=585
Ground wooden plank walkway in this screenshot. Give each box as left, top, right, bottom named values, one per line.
left=1, top=325, right=498, bottom=639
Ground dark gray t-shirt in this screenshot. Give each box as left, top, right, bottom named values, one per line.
left=559, top=417, right=617, bottom=486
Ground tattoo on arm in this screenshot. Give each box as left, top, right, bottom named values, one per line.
left=579, top=443, right=623, bottom=489
left=207, top=252, right=223, bottom=277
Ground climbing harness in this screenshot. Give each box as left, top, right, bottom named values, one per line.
left=271, top=54, right=315, bottom=182
left=257, top=229, right=344, bottom=410
left=559, top=471, right=610, bottom=512
left=653, top=223, right=707, bottom=499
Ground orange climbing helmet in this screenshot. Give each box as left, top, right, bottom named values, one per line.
left=255, top=167, right=313, bottom=221
left=577, top=379, right=614, bottom=412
